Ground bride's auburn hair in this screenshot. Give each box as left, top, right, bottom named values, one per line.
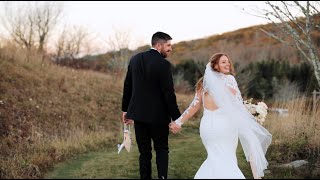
left=195, top=53, right=235, bottom=91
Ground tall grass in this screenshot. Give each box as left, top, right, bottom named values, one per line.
left=0, top=45, right=124, bottom=178
left=265, top=95, right=320, bottom=165
left=0, top=129, right=116, bottom=178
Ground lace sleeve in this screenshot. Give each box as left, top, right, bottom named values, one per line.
left=174, top=91, right=202, bottom=126
left=225, top=75, right=244, bottom=104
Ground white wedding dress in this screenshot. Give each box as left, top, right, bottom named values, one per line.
left=174, top=63, right=272, bottom=179
left=195, top=94, right=245, bottom=179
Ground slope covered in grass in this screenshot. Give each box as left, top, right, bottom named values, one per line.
left=0, top=48, right=123, bottom=178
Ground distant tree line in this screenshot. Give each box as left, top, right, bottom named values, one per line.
left=51, top=54, right=318, bottom=101
left=243, top=59, right=318, bottom=100
left=172, top=59, right=318, bottom=101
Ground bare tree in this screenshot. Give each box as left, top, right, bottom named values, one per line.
left=106, top=27, right=132, bottom=52
left=1, top=1, right=63, bottom=53
left=35, top=2, right=63, bottom=52
left=249, top=1, right=320, bottom=87
left=1, top=2, right=35, bottom=50
left=55, top=25, right=92, bottom=62
left=105, top=27, right=133, bottom=77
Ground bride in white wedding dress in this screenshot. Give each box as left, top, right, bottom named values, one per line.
left=169, top=53, right=272, bottom=179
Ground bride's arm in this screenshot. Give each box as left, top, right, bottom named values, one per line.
left=226, top=75, right=244, bottom=104
left=173, top=90, right=202, bottom=127
left=250, top=155, right=262, bottom=179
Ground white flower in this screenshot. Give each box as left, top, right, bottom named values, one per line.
left=245, top=104, right=257, bottom=114
left=258, top=102, right=268, bottom=110
left=256, top=105, right=267, bottom=117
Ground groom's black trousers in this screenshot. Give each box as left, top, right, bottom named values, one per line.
left=134, top=121, right=169, bottom=179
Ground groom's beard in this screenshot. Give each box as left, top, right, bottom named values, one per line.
left=160, top=50, right=170, bottom=58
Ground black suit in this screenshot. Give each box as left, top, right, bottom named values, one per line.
left=122, top=49, right=181, bottom=179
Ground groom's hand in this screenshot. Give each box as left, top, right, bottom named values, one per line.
left=122, top=112, right=134, bottom=125
left=122, top=112, right=127, bottom=123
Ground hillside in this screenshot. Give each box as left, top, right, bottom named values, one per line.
left=0, top=46, right=196, bottom=179
left=57, top=22, right=320, bottom=72
left=171, top=22, right=320, bottom=65
left=1, top=16, right=320, bottom=179
left=0, top=47, right=123, bottom=178
left=1, top=46, right=319, bottom=179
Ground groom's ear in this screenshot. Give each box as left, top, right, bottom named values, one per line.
left=155, top=42, right=162, bottom=50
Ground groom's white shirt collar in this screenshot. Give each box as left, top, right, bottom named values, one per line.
left=150, top=47, right=160, bottom=54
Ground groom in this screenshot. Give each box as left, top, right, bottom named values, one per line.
left=121, top=31, right=181, bottom=179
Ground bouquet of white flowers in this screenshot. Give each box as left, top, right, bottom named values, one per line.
left=244, top=98, right=268, bottom=125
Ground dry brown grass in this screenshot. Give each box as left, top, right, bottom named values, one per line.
left=264, top=96, right=320, bottom=164
left=0, top=46, right=124, bottom=178
left=1, top=44, right=319, bottom=178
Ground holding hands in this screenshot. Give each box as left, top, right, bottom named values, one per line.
left=169, top=121, right=182, bottom=134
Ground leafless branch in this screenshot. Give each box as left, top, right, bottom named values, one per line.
left=0, top=1, right=63, bottom=52
left=309, top=2, right=320, bottom=14
left=259, top=28, right=294, bottom=47
left=282, top=1, right=306, bottom=34
left=245, top=1, right=320, bottom=86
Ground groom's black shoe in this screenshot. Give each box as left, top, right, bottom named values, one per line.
left=159, top=175, right=166, bottom=179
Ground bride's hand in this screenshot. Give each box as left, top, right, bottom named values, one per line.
left=169, top=122, right=181, bottom=134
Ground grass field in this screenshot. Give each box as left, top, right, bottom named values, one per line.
left=1, top=46, right=319, bottom=179
left=45, top=126, right=309, bottom=179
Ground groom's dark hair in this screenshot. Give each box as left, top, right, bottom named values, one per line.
left=151, top=32, right=172, bottom=46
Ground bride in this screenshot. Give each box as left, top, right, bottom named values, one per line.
left=169, top=53, right=272, bottom=179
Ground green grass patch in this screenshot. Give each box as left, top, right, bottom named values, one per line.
left=44, top=127, right=274, bottom=179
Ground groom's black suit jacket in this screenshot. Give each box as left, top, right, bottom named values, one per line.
left=122, top=49, right=181, bottom=124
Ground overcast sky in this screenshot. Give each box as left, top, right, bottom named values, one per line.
left=0, top=1, right=271, bottom=54
left=62, top=1, right=269, bottom=51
